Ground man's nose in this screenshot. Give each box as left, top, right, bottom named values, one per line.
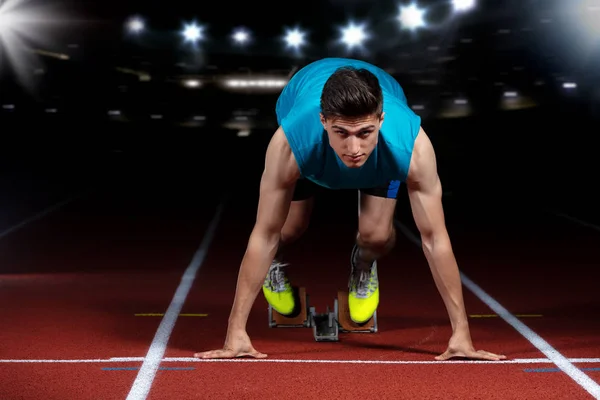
left=347, top=136, right=360, bottom=154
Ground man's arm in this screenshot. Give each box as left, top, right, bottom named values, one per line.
left=406, top=127, right=505, bottom=361
left=195, top=126, right=300, bottom=359
left=406, top=127, right=467, bottom=332
left=228, top=127, right=299, bottom=331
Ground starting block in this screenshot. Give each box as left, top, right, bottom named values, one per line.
left=336, top=291, right=378, bottom=333
left=268, top=286, right=310, bottom=328
left=268, top=287, right=378, bottom=341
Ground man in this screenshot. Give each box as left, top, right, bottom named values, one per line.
left=195, top=57, right=505, bottom=361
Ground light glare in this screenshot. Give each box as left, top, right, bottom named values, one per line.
left=452, top=0, right=476, bottom=12
left=340, top=22, right=368, bottom=48
left=182, top=22, right=203, bottom=42
left=127, top=17, right=144, bottom=33
left=284, top=27, right=306, bottom=48
left=398, top=3, right=426, bottom=30
left=232, top=28, right=250, bottom=44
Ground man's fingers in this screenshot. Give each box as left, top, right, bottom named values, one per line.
left=476, top=350, right=507, bottom=360
left=192, top=350, right=220, bottom=359
left=435, top=349, right=507, bottom=361
left=236, top=347, right=268, bottom=359
left=193, top=350, right=234, bottom=359
left=243, top=350, right=268, bottom=359
left=192, top=349, right=268, bottom=360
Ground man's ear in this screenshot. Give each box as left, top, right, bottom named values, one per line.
left=379, top=112, right=385, bottom=128
left=319, top=113, right=326, bottom=128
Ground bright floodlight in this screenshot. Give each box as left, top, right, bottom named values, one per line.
left=0, top=13, right=6, bottom=32
left=182, top=22, right=203, bottom=43
left=452, top=0, right=476, bottom=12
left=284, top=27, right=306, bottom=49
left=184, top=79, right=201, bottom=88
left=126, top=16, right=144, bottom=33
left=398, top=3, right=426, bottom=30
left=580, top=0, right=600, bottom=35
left=232, top=27, right=250, bottom=44
left=340, top=22, right=368, bottom=49
left=0, top=0, right=61, bottom=88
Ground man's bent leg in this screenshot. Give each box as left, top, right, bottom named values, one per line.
left=347, top=180, right=400, bottom=323
left=275, top=194, right=314, bottom=261
left=355, top=189, right=397, bottom=266
left=263, top=179, right=316, bottom=315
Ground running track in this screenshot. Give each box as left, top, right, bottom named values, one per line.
left=1, top=151, right=599, bottom=399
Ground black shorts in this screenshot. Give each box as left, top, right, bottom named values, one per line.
left=292, top=178, right=402, bottom=201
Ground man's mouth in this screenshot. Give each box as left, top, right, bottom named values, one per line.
left=346, top=154, right=363, bottom=161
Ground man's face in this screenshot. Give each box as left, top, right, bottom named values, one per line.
left=320, top=112, right=384, bottom=168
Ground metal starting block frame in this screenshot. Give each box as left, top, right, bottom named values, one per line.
left=309, top=300, right=339, bottom=341
left=268, top=287, right=378, bottom=341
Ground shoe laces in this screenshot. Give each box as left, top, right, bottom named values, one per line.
left=351, top=266, right=375, bottom=297
left=268, top=262, right=289, bottom=292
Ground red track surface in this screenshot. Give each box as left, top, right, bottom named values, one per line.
left=1, top=186, right=599, bottom=399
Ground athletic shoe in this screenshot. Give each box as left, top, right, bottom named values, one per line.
left=262, top=261, right=295, bottom=315
left=348, top=244, right=379, bottom=323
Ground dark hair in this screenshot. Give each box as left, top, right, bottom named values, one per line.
left=320, top=66, right=383, bottom=119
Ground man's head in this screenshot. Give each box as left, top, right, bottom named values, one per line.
left=320, top=66, right=384, bottom=168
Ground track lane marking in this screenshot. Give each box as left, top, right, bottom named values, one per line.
left=0, top=193, right=85, bottom=240
left=394, top=219, right=600, bottom=399
left=125, top=201, right=224, bottom=400
left=1, top=357, right=600, bottom=364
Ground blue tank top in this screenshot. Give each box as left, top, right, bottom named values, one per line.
left=276, top=57, right=421, bottom=190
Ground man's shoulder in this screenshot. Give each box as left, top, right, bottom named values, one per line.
left=281, top=100, right=322, bottom=138
left=266, top=127, right=302, bottom=186
left=381, top=95, right=422, bottom=144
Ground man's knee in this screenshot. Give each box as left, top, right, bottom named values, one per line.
left=357, top=223, right=396, bottom=251
left=281, top=218, right=310, bottom=243
left=356, top=191, right=397, bottom=254
left=280, top=199, right=313, bottom=244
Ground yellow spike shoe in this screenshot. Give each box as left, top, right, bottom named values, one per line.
left=262, top=261, right=295, bottom=316
left=348, top=246, right=379, bottom=324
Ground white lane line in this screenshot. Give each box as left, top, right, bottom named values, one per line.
left=150, top=357, right=600, bottom=365
left=125, top=201, right=225, bottom=400
left=551, top=211, right=600, bottom=234
left=394, top=220, right=600, bottom=399
left=0, top=193, right=84, bottom=240
left=1, top=357, right=600, bottom=365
